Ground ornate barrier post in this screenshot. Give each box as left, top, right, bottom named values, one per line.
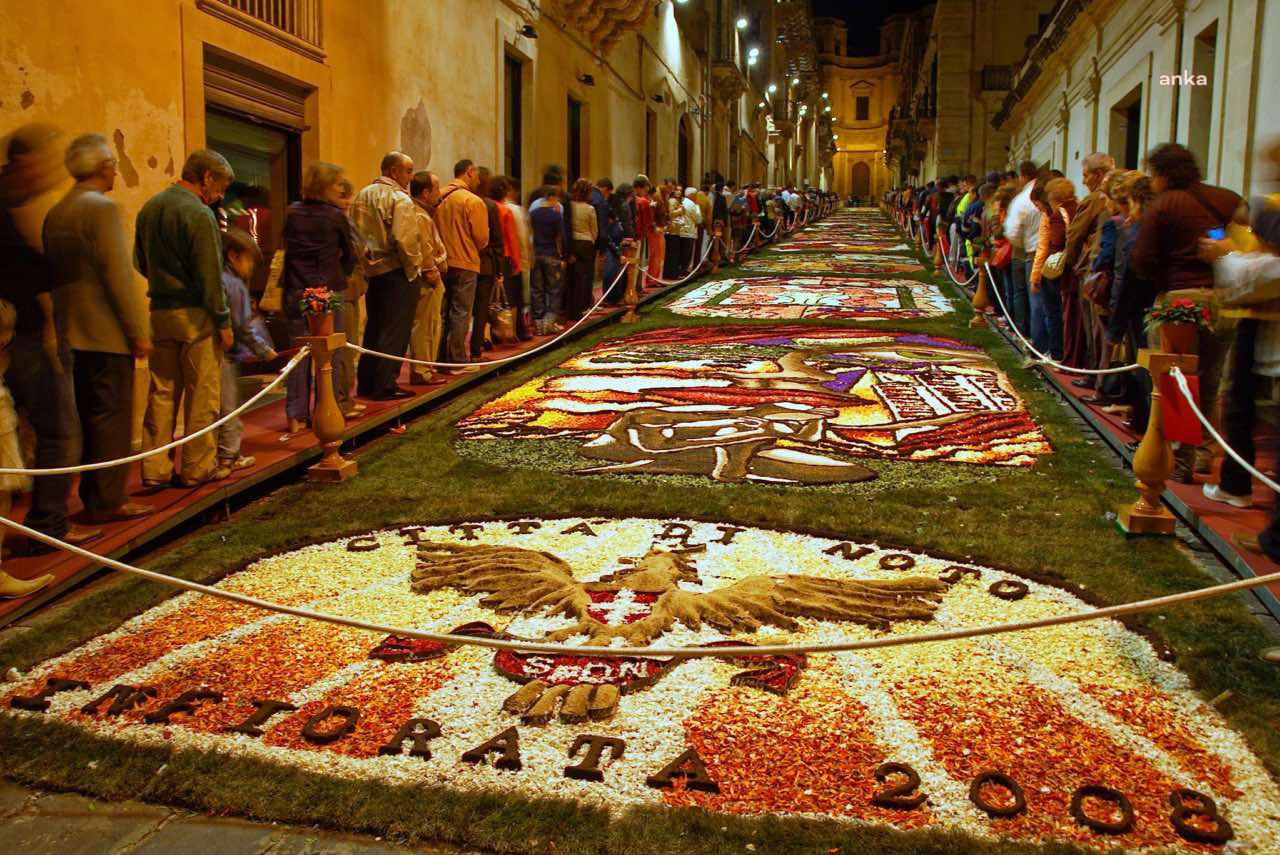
left=969, top=263, right=991, bottom=329
left=299, top=331, right=358, bottom=482
left=1116, top=349, right=1198, bottom=535
left=710, top=224, right=723, bottom=274
left=621, top=240, right=640, bottom=323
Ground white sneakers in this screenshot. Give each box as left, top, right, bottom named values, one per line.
left=1202, top=482, right=1252, bottom=509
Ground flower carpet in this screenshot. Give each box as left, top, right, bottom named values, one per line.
left=739, top=253, right=926, bottom=275
left=5, top=518, right=1277, bottom=852
left=4, top=206, right=1280, bottom=855
left=664, top=276, right=952, bottom=321
left=456, top=325, right=1050, bottom=483
left=774, top=237, right=916, bottom=253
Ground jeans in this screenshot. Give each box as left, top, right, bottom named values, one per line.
left=530, top=256, right=564, bottom=321
left=73, top=349, right=134, bottom=514
left=1009, top=258, right=1031, bottom=337
left=440, top=267, right=478, bottom=364
left=358, top=268, right=419, bottom=395
left=603, top=246, right=624, bottom=303
left=286, top=304, right=345, bottom=420
left=1220, top=320, right=1260, bottom=497
left=7, top=334, right=79, bottom=536
left=1031, top=274, right=1064, bottom=360
left=471, top=273, right=496, bottom=359
left=217, top=357, right=243, bottom=461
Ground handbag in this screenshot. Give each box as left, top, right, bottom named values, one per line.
left=991, top=239, right=1012, bottom=269
left=1040, top=207, right=1071, bottom=279
left=488, top=278, right=517, bottom=344
left=259, top=249, right=286, bottom=313
left=1083, top=269, right=1113, bottom=308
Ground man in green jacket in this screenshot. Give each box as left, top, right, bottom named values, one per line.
left=133, top=149, right=234, bottom=487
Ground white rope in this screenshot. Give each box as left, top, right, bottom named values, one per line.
left=761, top=218, right=782, bottom=240
left=983, top=263, right=1142, bottom=376
left=719, top=223, right=759, bottom=260
left=1170, top=366, right=1280, bottom=494
left=937, top=239, right=979, bottom=287
left=346, top=261, right=632, bottom=370
left=3, top=510, right=1279, bottom=658
left=641, top=236, right=717, bottom=287
left=0, top=348, right=312, bottom=476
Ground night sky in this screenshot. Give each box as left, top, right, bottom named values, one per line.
left=810, top=0, right=933, bottom=57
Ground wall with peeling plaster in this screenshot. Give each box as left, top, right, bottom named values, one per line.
left=0, top=0, right=747, bottom=237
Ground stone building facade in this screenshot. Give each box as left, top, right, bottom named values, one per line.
left=883, top=0, right=1056, bottom=185
left=1, top=0, right=825, bottom=260
left=815, top=17, right=899, bottom=201
left=993, top=0, right=1279, bottom=198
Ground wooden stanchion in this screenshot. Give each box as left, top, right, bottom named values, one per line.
left=621, top=241, right=640, bottom=323
left=710, top=224, right=723, bottom=273
left=969, top=262, right=990, bottom=329
left=1116, top=349, right=1199, bottom=536
left=298, top=331, right=358, bottom=482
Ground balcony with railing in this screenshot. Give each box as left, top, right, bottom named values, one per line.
left=980, top=65, right=1013, bottom=92
left=197, top=0, right=325, bottom=60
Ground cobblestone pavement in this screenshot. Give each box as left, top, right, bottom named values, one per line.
left=0, top=781, right=471, bottom=855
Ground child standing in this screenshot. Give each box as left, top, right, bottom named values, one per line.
left=0, top=299, right=53, bottom=597
left=217, top=229, right=277, bottom=478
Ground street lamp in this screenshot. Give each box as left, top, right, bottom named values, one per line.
left=822, top=92, right=829, bottom=99
left=747, top=54, right=758, bottom=66
left=767, top=83, right=777, bottom=93
left=736, top=16, right=749, bottom=29
left=791, top=77, right=799, bottom=85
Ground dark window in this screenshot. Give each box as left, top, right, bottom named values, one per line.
left=677, top=117, right=691, bottom=187
left=856, top=96, right=870, bottom=122
left=1109, top=84, right=1143, bottom=170
left=646, top=110, right=657, bottom=179
left=504, top=55, right=523, bottom=183
left=1188, top=22, right=1217, bottom=170
left=568, top=97, right=583, bottom=183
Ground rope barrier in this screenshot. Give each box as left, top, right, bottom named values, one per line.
left=983, top=263, right=1141, bottom=376
left=720, top=223, right=760, bottom=259
left=346, top=261, right=632, bottom=370
left=0, top=348, right=312, bottom=476
left=3, top=510, right=1278, bottom=658
left=937, top=238, right=979, bottom=287
left=1170, top=367, right=1280, bottom=495
left=640, top=237, right=717, bottom=288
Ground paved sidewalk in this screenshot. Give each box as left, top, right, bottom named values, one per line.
left=0, top=782, right=471, bottom=855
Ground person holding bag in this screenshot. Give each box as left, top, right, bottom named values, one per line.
left=1029, top=177, right=1077, bottom=362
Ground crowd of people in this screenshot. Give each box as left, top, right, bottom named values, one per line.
left=0, top=118, right=831, bottom=597
left=888, top=140, right=1280, bottom=563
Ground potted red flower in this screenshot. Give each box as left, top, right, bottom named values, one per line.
left=298, top=287, right=342, bottom=336
left=1143, top=298, right=1211, bottom=355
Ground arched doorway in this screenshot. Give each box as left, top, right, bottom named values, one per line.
left=851, top=161, right=871, bottom=198
left=677, top=115, right=692, bottom=187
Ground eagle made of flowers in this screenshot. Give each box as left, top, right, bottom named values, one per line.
left=402, top=542, right=946, bottom=723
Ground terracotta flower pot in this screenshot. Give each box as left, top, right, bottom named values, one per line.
left=307, top=312, right=334, bottom=337
left=1159, top=321, right=1198, bottom=355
